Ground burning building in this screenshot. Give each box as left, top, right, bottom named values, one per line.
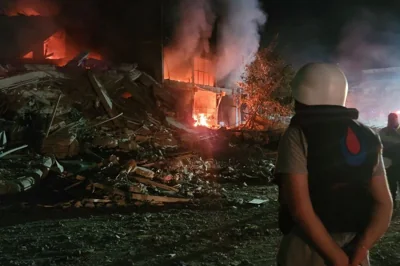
left=162, top=0, right=266, bottom=128
left=0, top=1, right=101, bottom=65
left=163, top=52, right=241, bottom=128
left=0, top=0, right=265, bottom=129
left=0, top=0, right=163, bottom=80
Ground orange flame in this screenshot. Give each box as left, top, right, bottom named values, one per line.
left=21, top=28, right=104, bottom=66
left=22, top=51, right=33, bottom=59
left=44, top=30, right=66, bottom=59
left=163, top=49, right=215, bottom=86
left=87, top=52, right=102, bottom=60
left=193, top=113, right=211, bottom=127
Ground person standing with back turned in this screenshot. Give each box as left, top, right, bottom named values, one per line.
left=274, top=63, right=393, bottom=266
left=379, top=113, right=400, bottom=209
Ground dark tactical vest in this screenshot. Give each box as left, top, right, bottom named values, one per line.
left=277, top=105, right=380, bottom=234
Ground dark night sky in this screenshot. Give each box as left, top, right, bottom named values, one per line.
left=260, top=0, right=400, bottom=76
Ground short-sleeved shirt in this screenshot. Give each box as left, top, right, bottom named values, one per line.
left=275, top=126, right=385, bottom=177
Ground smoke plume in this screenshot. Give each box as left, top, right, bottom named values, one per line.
left=165, top=0, right=267, bottom=87
left=163, top=0, right=215, bottom=81
left=215, top=0, right=267, bottom=87
left=337, top=9, right=400, bottom=78
left=337, top=9, right=400, bottom=126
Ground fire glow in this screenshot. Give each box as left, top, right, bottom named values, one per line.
left=21, top=29, right=103, bottom=65
left=3, top=0, right=59, bottom=17
left=163, top=51, right=215, bottom=87
left=5, top=7, right=40, bottom=16
left=7, top=3, right=103, bottom=65
left=44, top=30, right=66, bottom=59
left=193, top=113, right=211, bottom=127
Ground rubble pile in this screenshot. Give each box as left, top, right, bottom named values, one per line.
left=217, top=158, right=275, bottom=184
left=0, top=55, right=277, bottom=208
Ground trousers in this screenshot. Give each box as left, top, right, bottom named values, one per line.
left=386, top=165, right=400, bottom=207
left=276, top=228, right=370, bottom=266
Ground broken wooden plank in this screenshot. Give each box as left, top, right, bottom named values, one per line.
left=129, top=184, right=143, bottom=193
left=117, top=63, right=138, bottom=73
left=90, top=113, right=123, bottom=128
left=131, top=194, right=190, bottom=203
left=64, top=181, right=83, bottom=191
left=88, top=71, right=121, bottom=126
left=89, top=183, right=126, bottom=197
left=134, top=166, right=155, bottom=179
left=133, top=177, right=179, bottom=193
left=88, top=71, right=113, bottom=110
left=82, top=198, right=112, bottom=203
left=45, top=94, right=62, bottom=137
left=140, top=161, right=166, bottom=168
left=138, top=72, right=161, bottom=87
left=125, top=160, right=137, bottom=174
left=63, top=51, right=90, bottom=67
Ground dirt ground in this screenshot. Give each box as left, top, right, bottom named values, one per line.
left=0, top=184, right=399, bottom=266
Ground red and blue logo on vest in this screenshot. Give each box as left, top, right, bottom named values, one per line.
left=340, top=127, right=367, bottom=166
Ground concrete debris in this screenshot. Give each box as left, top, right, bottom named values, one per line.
left=0, top=59, right=278, bottom=209
left=24, top=64, right=57, bottom=71
left=0, top=71, right=67, bottom=90
left=248, top=198, right=269, bottom=205
left=41, top=132, right=80, bottom=159
left=0, top=156, right=55, bottom=195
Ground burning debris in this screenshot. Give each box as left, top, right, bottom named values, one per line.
left=164, top=0, right=267, bottom=88
left=162, top=0, right=267, bottom=130
left=0, top=0, right=102, bottom=68
left=0, top=55, right=279, bottom=210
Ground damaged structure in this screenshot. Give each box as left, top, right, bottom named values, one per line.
left=0, top=61, right=275, bottom=205
left=0, top=1, right=163, bottom=79
left=164, top=55, right=242, bottom=128
left=0, top=0, right=277, bottom=207
left=0, top=1, right=242, bottom=129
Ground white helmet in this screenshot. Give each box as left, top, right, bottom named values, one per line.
left=291, top=63, right=348, bottom=106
